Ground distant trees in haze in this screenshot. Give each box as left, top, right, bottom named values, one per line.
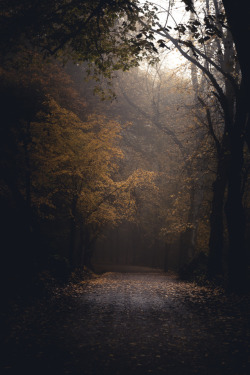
left=90, top=65, right=211, bottom=271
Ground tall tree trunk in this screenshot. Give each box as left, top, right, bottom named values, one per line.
left=207, top=21, right=237, bottom=282
left=208, top=150, right=228, bottom=278
left=164, top=243, right=169, bottom=272
left=225, top=126, right=247, bottom=290
left=79, top=226, right=85, bottom=267
left=69, top=195, right=78, bottom=267
left=80, top=226, right=94, bottom=270
left=178, top=184, right=198, bottom=268
left=222, top=1, right=250, bottom=97
left=23, top=120, right=32, bottom=233
left=79, top=226, right=93, bottom=270
left=22, top=119, right=39, bottom=272
left=224, top=72, right=248, bottom=290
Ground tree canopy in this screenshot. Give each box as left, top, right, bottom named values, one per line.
left=0, top=0, right=159, bottom=79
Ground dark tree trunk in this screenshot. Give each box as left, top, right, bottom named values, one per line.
left=178, top=184, right=198, bottom=268
left=225, top=129, right=247, bottom=290
left=216, top=3, right=250, bottom=289
left=22, top=119, right=40, bottom=272
left=69, top=217, right=76, bottom=267
left=164, top=244, right=169, bottom=272
left=69, top=195, right=78, bottom=267
left=79, top=226, right=85, bottom=267
left=222, top=1, right=250, bottom=98
left=208, top=151, right=228, bottom=279
left=80, top=226, right=94, bottom=270
left=178, top=227, right=193, bottom=268
left=83, top=248, right=93, bottom=270
left=23, top=120, right=32, bottom=233
left=223, top=74, right=249, bottom=290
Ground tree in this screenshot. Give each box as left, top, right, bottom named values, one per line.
left=139, top=0, right=249, bottom=289
left=0, top=0, right=158, bottom=83
left=0, top=55, right=157, bottom=277
left=221, top=0, right=250, bottom=106
left=37, top=100, right=156, bottom=267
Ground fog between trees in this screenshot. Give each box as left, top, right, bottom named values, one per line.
left=1, top=0, right=250, bottom=292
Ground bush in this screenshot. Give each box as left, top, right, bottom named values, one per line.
left=179, top=252, right=209, bottom=285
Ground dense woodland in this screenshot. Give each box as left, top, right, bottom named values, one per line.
left=1, top=0, right=250, bottom=294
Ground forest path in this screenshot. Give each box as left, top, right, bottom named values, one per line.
left=3, top=272, right=250, bottom=375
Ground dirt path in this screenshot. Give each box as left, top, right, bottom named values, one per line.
left=3, top=272, right=250, bottom=375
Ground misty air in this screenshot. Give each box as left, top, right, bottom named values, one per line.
left=1, top=1, right=250, bottom=374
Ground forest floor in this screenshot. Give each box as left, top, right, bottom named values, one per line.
left=2, top=271, right=250, bottom=375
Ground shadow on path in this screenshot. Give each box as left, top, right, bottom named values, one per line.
left=2, top=272, right=250, bottom=375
